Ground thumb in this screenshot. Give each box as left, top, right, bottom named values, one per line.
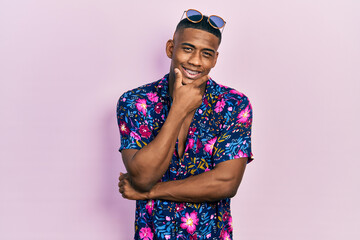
left=174, top=68, right=183, bottom=88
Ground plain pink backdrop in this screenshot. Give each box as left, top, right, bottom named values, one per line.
left=1, top=0, right=359, bottom=239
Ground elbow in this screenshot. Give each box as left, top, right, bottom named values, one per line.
left=130, top=175, right=155, bottom=192
left=226, top=186, right=238, bottom=198
left=221, top=181, right=240, bottom=199
left=127, top=162, right=156, bottom=192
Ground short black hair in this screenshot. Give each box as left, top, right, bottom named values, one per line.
left=175, top=16, right=222, bottom=44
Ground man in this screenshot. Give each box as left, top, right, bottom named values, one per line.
left=117, top=10, right=253, bottom=239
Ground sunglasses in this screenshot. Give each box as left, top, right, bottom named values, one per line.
left=181, top=9, right=226, bottom=30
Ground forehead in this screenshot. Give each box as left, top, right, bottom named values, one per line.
left=174, top=28, right=220, bottom=51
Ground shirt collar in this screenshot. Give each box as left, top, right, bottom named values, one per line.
left=156, top=74, right=171, bottom=101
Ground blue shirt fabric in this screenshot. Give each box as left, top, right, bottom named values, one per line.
left=117, top=74, right=253, bottom=240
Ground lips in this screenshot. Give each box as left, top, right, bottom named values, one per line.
left=182, top=66, right=202, bottom=79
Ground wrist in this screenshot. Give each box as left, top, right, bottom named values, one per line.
left=169, top=103, right=187, bottom=119
left=148, top=183, right=159, bottom=199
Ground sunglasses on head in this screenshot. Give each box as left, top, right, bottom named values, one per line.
left=181, top=9, right=226, bottom=30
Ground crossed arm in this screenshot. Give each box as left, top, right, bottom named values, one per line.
left=119, top=155, right=247, bottom=203
left=119, top=107, right=248, bottom=202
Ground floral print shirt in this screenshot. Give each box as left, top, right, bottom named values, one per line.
left=117, top=74, right=253, bottom=240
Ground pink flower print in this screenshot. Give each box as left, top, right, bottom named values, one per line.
left=195, top=138, right=202, bottom=153
left=237, top=105, right=250, bottom=123
left=139, top=125, right=151, bottom=138
left=188, top=127, right=196, bottom=136
left=221, top=230, right=231, bottom=240
left=147, top=92, right=158, bottom=102
left=165, top=235, right=171, bottom=240
left=206, top=233, right=211, bottom=238
left=154, top=102, right=163, bottom=114
left=204, top=97, right=208, bottom=106
left=185, top=138, right=195, bottom=152
left=235, top=149, right=247, bottom=158
left=175, top=203, right=185, bottom=212
left=130, top=131, right=141, bottom=141
left=119, top=121, right=130, bottom=135
left=204, top=137, right=217, bottom=155
left=136, top=99, right=147, bottom=115
left=139, top=227, right=154, bottom=240
left=166, top=216, right=171, bottom=221
left=215, top=98, right=225, bottom=113
left=228, top=216, right=233, bottom=232
left=222, top=212, right=233, bottom=231
left=180, top=211, right=199, bottom=234
left=230, top=89, right=244, bottom=96
left=145, top=200, right=154, bottom=215
left=190, top=234, right=198, bottom=240
left=222, top=212, right=229, bottom=221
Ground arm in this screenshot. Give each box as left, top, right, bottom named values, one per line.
left=119, top=157, right=247, bottom=202
left=120, top=92, right=253, bottom=200
left=121, top=69, right=209, bottom=192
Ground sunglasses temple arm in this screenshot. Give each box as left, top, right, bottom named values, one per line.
left=221, top=23, right=226, bottom=34
left=180, top=11, right=186, bottom=21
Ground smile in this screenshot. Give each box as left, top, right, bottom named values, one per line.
left=182, top=66, right=202, bottom=79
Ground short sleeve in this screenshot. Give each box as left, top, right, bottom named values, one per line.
left=116, top=94, right=153, bottom=152
left=212, top=95, right=253, bottom=164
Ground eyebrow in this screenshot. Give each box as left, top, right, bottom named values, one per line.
left=181, top=43, right=216, bottom=54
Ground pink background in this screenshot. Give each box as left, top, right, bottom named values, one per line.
left=1, top=0, right=359, bottom=239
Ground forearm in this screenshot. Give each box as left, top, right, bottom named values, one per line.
left=148, top=168, right=237, bottom=203
left=127, top=105, right=186, bottom=191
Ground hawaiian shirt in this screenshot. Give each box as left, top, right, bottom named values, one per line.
left=117, top=74, right=253, bottom=240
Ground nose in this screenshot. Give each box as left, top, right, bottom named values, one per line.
left=188, top=51, right=201, bottom=67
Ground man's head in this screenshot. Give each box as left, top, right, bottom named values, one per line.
left=166, top=16, right=221, bottom=85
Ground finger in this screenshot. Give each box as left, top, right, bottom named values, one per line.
left=119, top=173, right=126, bottom=181
left=123, top=179, right=130, bottom=186
left=174, top=68, right=183, bottom=88
left=121, top=192, right=127, bottom=199
left=193, top=74, right=209, bottom=88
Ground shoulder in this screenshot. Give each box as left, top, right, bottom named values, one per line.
left=209, top=80, right=253, bottom=130
left=117, top=79, right=163, bottom=111
left=208, top=79, right=252, bottom=111
left=118, top=80, right=159, bottom=103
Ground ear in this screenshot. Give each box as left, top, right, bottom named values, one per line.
left=212, top=51, right=219, bottom=68
left=166, top=39, right=174, bottom=59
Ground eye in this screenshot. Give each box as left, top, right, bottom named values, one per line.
left=202, top=51, right=213, bottom=58
left=183, top=47, right=192, bottom=52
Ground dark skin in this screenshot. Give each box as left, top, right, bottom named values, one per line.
left=118, top=28, right=247, bottom=202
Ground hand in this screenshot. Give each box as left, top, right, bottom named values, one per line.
left=172, top=68, right=209, bottom=114
left=118, top=172, right=149, bottom=200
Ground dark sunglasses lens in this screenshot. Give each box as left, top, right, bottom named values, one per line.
left=209, top=16, right=225, bottom=29
left=186, top=10, right=202, bottom=22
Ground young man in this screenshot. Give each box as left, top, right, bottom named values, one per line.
left=117, top=10, right=253, bottom=239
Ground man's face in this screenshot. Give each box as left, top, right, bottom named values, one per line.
left=166, top=28, right=219, bottom=85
